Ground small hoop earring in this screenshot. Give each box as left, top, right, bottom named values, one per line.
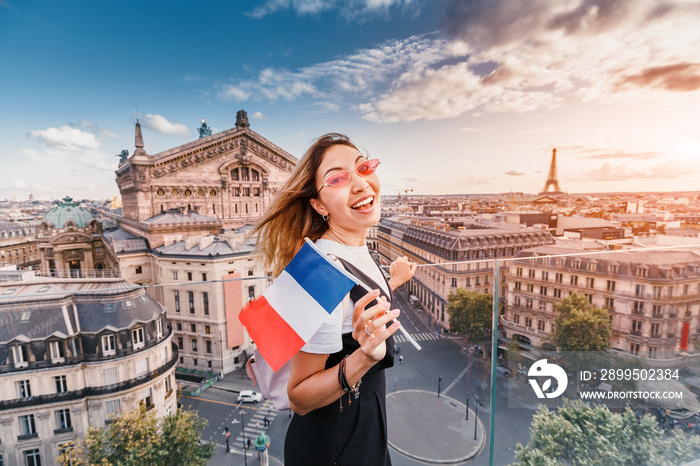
left=322, top=214, right=329, bottom=221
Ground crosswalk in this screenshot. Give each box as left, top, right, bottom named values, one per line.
left=234, top=408, right=277, bottom=449
left=393, top=332, right=440, bottom=344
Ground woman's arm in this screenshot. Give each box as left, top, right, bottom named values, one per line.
left=388, top=256, right=417, bottom=291
left=287, top=290, right=401, bottom=415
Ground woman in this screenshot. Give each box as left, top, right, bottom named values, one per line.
left=252, top=133, right=416, bottom=465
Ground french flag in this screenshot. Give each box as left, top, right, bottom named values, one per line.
left=239, top=239, right=357, bottom=372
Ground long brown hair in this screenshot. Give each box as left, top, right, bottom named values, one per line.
left=251, top=133, right=360, bottom=277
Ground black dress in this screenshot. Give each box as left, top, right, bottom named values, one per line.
left=284, top=259, right=395, bottom=466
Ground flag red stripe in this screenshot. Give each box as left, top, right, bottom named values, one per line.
left=239, top=296, right=306, bottom=372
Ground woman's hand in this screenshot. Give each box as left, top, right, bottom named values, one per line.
left=352, top=289, right=401, bottom=362
left=388, top=256, right=417, bottom=290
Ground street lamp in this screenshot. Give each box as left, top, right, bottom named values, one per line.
left=437, top=376, right=442, bottom=398
left=239, top=409, right=248, bottom=466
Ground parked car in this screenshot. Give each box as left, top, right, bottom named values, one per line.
left=237, top=390, right=263, bottom=403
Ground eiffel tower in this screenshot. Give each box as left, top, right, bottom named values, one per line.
left=539, top=148, right=564, bottom=195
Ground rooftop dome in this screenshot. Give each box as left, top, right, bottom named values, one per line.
left=43, top=196, right=94, bottom=228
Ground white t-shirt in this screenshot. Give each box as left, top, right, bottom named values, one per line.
left=300, top=239, right=390, bottom=355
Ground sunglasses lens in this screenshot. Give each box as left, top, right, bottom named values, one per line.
left=357, top=159, right=380, bottom=175
left=325, top=171, right=351, bottom=187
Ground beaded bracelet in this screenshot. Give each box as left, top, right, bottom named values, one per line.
left=337, top=356, right=362, bottom=411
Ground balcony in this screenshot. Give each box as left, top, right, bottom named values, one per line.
left=34, top=268, right=121, bottom=279
left=0, top=344, right=178, bottom=411
left=54, top=427, right=74, bottom=435
left=17, top=432, right=38, bottom=441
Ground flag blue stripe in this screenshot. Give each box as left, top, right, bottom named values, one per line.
left=285, top=242, right=356, bottom=314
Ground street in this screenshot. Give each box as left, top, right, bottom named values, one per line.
left=180, top=286, right=539, bottom=466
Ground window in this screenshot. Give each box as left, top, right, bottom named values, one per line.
left=605, top=297, right=614, bottom=309
left=555, top=273, right=563, bottom=284
left=140, top=388, right=153, bottom=411
left=514, top=296, right=521, bottom=306
left=173, top=271, right=178, bottom=280
left=165, top=375, right=172, bottom=393
left=540, top=286, right=547, bottom=296
left=106, top=399, right=121, bottom=418
left=586, top=277, right=595, bottom=289
left=104, top=367, right=118, bottom=385
left=633, top=301, right=644, bottom=314
left=241, top=167, right=249, bottom=181
left=202, top=272, right=207, bottom=281
left=178, top=337, right=183, bottom=350
left=528, top=269, right=535, bottom=279
left=188, top=291, right=195, bottom=314
left=23, top=450, right=41, bottom=466
left=252, top=170, right=260, bottom=182
left=636, top=267, right=648, bottom=278
left=526, top=298, right=533, bottom=309
left=526, top=283, right=534, bottom=293
left=514, top=314, right=520, bottom=324
left=553, top=288, right=562, bottom=298
left=194, top=358, right=198, bottom=366
left=584, top=293, right=592, bottom=303
left=17, top=380, right=31, bottom=398
left=192, top=339, right=198, bottom=352
left=570, top=275, right=578, bottom=285
left=135, top=265, right=142, bottom=274
left=466, top=277, right=471, bottom=287
left=190, top=323, right=196, bottom=332
left=203, top=292, right=209, bottom=316
left=635, top=284, right=645, bottom=297
left=205, top=325, right=211, bottom=334
left=132, top=327, right=145, bottom=350
left=542, top=271, right=549, bottom=281
left=451, top=277, right=457, bottom=287
left=653, top=304, right=662, bottom=317
left=231, top=168, right=239, bottom=180
left=572, top=260, right=581, bottom=269
left=102, top=334, right=116, bottom=355
left=632, top=320, right=642, bottom=334
left=514, top=281, right=521, bottom=291
left=630, top=343, right=640, bottom=355
left=587, top=262, right=596, bottom=272
left=516, top=267, right=523, bottom=277
left=13, top=345, right=28, bottom=367
left=248, top=268, right=254, bottom=277
left=248, top=286, right=255, bottom=301
left=206, top=340, right=212, bottom=353
left=684, top=284, right=689, bottom=295
left=174, top=290, right=180, bottom=313
left=156, top=318, right=163, bottom=339
left=648, top=346, right=658, bottom=359
left=539, top=301, right=546, bottom=313
left=525, top=316, right=533, bottom=328
left=609, top=265, right=619, bottom=274
left=55, top=375, right=67, bottom=393
left=538, top=320, right=546, bottom=331
left=651, top=323, right=661, bottom=337
left=55, top=409, right=72, bottom=432
left=187, top=272, right=193, bottom=281
left=176, top=322, right=182, bottom=331
left=668, top=286, right=674, bottom=298
left=607, top=280, right=616, bottom=292
left=19, top=414, right=36, bottom=436
left=46, top=340, right=64, bottom=363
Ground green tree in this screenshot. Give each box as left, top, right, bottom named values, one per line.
left=57, top=407, right=214, bottom=466
left=514, top=400, right=700, bottom=466
left=446, top=288, right=493, bottom=343
left=551, top=293, right=611, bottom=352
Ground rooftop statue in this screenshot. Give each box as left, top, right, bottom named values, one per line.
left=116, top=150, right=129, bottom=163
left=198, top=119, right=212, bottom=138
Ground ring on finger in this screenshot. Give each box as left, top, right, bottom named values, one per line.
left=364, top=325, right=373, bottom=337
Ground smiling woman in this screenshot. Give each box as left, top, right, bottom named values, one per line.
left=251, top=133, right=415, bottom=465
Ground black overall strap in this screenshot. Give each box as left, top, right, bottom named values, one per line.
left=325, top=256, right=395, bottom=371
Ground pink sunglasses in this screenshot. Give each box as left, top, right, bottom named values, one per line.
left=318, top=159, right=381, bottom=193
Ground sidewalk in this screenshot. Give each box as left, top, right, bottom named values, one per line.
left=387, top=390, right=485, bottom=464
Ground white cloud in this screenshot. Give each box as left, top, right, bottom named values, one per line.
left=251, top=112, right=267, bottom=120
left=248, top=0, right=413, bottom=19
left=568, top=161, right=698, bottom=183
left=28, top=126, right=100, bottom=151
left=141, top=114, right=192, bottom=136
left=77, top=119, right=120, bottom=138
left=218, top=85, right=251, bottom=102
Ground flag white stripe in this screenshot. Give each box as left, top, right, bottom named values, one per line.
left=265, top=270, right=339, bottom=341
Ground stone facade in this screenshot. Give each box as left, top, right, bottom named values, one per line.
left=115, top=111, right=297, bottom=231
left=0, top=274, right=176, bottom=465
left=502, top=246, right=700, bottom=360
left=377, top=216, right=554, bottom=329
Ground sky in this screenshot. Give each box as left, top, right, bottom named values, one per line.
left=2, top=0, right=700, bottom=201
